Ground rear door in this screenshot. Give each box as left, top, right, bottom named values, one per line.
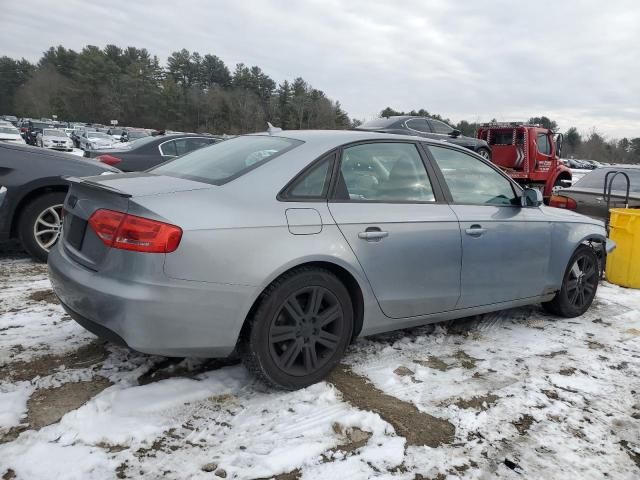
left=426, top=144, right=551, bottom=308
left=328, top=141, right=461, bottom=318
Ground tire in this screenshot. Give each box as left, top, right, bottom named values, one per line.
left=18, top=192, right=66, bottom=262
left=240, top=266, right=353, bottom=390
left=542, top=245, right=599, bottom=317
left=477, top=147, right=491, bottom=160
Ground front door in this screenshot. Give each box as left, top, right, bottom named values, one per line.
left=328, top=141, right=462, bottom=318
left=426, top=144, right=551, bottom=308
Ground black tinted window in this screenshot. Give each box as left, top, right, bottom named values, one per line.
left=285, top=154, right=333, bottom=199
left=428, top=119, right=454, bottom=134
left=405, top=118, right=430, bottom=133
left=152, top=136, right=301, bottom=185
left=429, top=146, right=518, bottom=205
left=160, top=140, right=177, bottom=156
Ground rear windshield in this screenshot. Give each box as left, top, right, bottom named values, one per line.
left=573, top=168, right=640, bottom=193
left=359, top=118, right=398, bottom=129
left=152, top=135, right=302, bottom=185
left=0, top=126, right=18, bottom=134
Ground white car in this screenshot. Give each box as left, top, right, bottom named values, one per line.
left=37, top=128, right=74, bottom=151
left=78, top=131, right=117, bottom=151
left=0, top=124, right=26, bottom=144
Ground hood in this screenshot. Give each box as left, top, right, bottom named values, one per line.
left=80, top=171, right=213, bottom=197
left=540, top=205, right=605, bottom=227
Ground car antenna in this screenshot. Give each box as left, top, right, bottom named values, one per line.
left=267, top=122, right=282, bottom=135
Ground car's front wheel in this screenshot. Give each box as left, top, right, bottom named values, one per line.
left=240, top=267, right=353, bottom=390
left=542, top=245, right=599, bottom=317
left=18, top=192, right=66, bottom=262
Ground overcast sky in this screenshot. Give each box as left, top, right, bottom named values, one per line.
left=2, top=0, right=639, bottom=137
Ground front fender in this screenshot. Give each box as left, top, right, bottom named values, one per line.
left=547, top=221, right=607, bottom=288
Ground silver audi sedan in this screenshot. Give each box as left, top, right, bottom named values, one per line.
left=48, top=130, right=612, bottom=389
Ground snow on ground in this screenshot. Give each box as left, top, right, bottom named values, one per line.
left=0, top=249, right=638, bottom=479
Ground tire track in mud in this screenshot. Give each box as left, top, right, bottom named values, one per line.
left=327, top=364, right=455, bottom=447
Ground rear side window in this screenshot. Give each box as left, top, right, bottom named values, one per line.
left=405, top=118, right=430, bottom=133
left=160, top=140, right=177, bottom=156
left=335, top=142, right=435, bottom=202
left=281, top=153, right=334, bottom=200
left=152, top=136, right=302, bottom=185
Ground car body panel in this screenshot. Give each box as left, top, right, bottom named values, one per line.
left=48, top=130, right=608, bottom=357
left=558, top=167, right=640, bottom=221
left=0, top=143, right=116, bottom=242
left=87, top=134, right=220, bottom=171
left=328, top=202, right=462, bottom=317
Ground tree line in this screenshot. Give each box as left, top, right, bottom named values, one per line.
left=380, top=108, right=640, bottom=164
left=0, top=45, right=352, bottom=134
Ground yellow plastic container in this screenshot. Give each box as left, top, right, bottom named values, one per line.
left=606, top=208, right=640, bottom=288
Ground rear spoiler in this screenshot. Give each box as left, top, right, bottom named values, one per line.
left=63, top=176, right=132, bottom=198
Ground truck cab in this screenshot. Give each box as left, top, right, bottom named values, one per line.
left=477, top=123, right=571, bottom=199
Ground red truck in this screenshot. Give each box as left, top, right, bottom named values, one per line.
left=477, top=123, right=571, bottom=199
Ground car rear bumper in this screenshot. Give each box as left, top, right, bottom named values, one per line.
left=48, top=244, right=256, bottom=357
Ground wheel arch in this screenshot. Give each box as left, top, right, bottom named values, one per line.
left=9, top=184, right=68, bottom=238
left=239, top=259, right=367, bottom=343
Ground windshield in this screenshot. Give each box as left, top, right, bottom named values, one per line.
left=127, top=130, right=149, bottom=139
left=44, top=129, right=67, bottom=137
left=88, top=132, right=112, bottom=140
left=0, top=127, right=18, bottom=134
left=573, top=168, right=640, bottom=193
left=152, top=135, right=302, bottom=185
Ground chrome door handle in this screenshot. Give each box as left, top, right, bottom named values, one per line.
left=465, top=225, right=486, bottom=237
left=358, top=230, right=389, bottom=241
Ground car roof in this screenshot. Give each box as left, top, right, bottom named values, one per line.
left=253, top=129, right=456, bottom=148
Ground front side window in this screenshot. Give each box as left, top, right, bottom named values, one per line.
left=429, top=145, right=518, bottom=206
left=405, top=118, right=430, bottom=133
left=152, top=135, right=302, bottom=185
left=537, top=133, right=551, bottom=155
left=428, top=119, right=454, bottom=134
left=336, top=143, right=435, bottom=202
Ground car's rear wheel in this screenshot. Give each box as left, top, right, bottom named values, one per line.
left=240, top=267, right=353, bottom=390
left=542, top=245, right=599, bottom=317
left=477, top=147, right=491, bottom=160
left=18, top=192, right=66, bottom=262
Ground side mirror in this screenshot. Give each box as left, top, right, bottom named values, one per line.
left=522, top=188, right=543, bottom=207
left=450, top=129, right=461, bottom=138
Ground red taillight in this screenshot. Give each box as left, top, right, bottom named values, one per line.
left=96, top=154, right=122, bottom=166
left=549, top=195, right=577, bottom=210
left=88, top=209, right=182, bottom=253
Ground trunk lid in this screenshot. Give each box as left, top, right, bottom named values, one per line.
left=61, top=172, right=211, bottom=270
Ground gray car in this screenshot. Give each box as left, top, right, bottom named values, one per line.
left=556, top=166, right=640, bottom=221
left=48, top=130, right=612, bottom=389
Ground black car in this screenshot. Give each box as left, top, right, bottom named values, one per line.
left=557, top=166, right=640, bottom=221
left=356, top=116, right=492, bottom=159
left=0, top=143, right=119, bottom=261
left=25, top=120, right=56, bottom=146
left=87, top=133, right=221, bottom=171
